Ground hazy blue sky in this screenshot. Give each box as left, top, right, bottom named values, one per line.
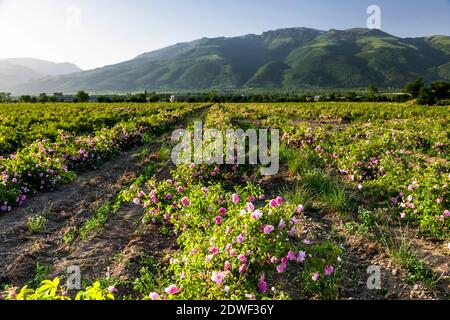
left=0, top=0, right=449, bottom=70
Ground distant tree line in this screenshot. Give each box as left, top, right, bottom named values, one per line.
left=404, top=78, right=450, bottom=106
left=1, top=80, right=449, bottom=105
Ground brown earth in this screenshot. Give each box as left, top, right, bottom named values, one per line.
left=0, top=144, right=153, bottom=286
left=0, top=109, right=209, bottom=288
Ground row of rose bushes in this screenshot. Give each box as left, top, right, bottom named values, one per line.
left=2, top=107, right=342, bottom=300
left=223, top=103, right=449, bottom=239
left=1, top=173, right=341, bottom=300
left=123, top=107, right=342, bottom=300
left=0, top=103, right=181, bottom=155
left=0, top=104, right=203, bottom=213
left=128, top=166, right=342, bottom=300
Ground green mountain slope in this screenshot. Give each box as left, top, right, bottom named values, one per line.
left=8, top=28, right=450, bottom=94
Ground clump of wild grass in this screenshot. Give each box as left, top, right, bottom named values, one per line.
left=27, top=215, right=48, bottom=234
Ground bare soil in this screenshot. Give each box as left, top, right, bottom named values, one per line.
left=0, top=144, right=153, bottom=286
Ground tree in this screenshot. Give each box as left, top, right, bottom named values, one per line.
left=430, top=81, right=450, bottom=100
left=367, top=85, right=378, bottom=99
left=53, top=92, right=64, bottom=102
left=208, top=89, right=219, bottom=103
left=0, top=92, right=12, bottom=103
left=417, top=87, right=435, bottom=106
left=19, top=95, right=32, bottom=103
left=37, top=93, right=49, bottom=103
left=148, top=92, right=160, bottom=102
left=97, top=96, right=111, bottom=103
left=404, top=78, right=424, bottom=98
left=75, top=91, right=89, bottom=102
left=345, top=91, right=357, bottom=101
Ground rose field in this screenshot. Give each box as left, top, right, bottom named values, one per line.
left=0, top=102, right=448, bottom=300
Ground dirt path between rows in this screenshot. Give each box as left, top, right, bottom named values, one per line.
left=49, top=162, right=178, bottom=285
left=263, top=172, right=443, bottom=300
left=0, top=108, right=209, bottom=287
left=238, top=115, right=449, bottom=300
left=0, top=143, right=154, bottom=286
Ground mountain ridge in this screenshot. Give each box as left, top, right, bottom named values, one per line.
left=7, top=27, right=450, bottom=94
left=0, top=58, right=82, bottom=91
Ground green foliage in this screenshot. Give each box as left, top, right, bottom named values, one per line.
left=74, top=91, right=90, bottom=103
left=226, top=103, right=450, bottom=238
left=124, top=107, right=342, bottom=300
left=380, top=231, right=439, bottom=286
left=2, top=278, right=115, bottom=300
left=0, top=103, right=203, bottom=213
left=27, top=215, right=48, bottom=234
left=404, top=78, right=425, bottom=98
left=10, top=28, right=450, bottom=93
left=26, top=263, right=51, bottom=289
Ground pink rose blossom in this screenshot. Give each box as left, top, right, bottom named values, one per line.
left=149, top=292, right=161, bottom=300
left=251, top=210, right=263, bottom=220
left=276, top=196, right=283, bottom=205
left=181, top=197, right=190, bottom=206
left=263, top=225, right=275, bottom=235
left=165, top=285, right=180, bottom=295
left=297, top=251, right=307, bottom=263
left=238, top=254, right=247, bottom=264
left=276, top=263, right=287, bottom=273
left=258, top=274, right=268, bottom=293
left=214, top=216, right=222, bottom=225
left=211, top=272, right=226, bottom=285
left=287, top=251, right=297, bottom=261
left=325, top=265, right=334, bottom=276
left=108, top=286, right=117, bottom=294
left=312, top=272, right=320, bottom=281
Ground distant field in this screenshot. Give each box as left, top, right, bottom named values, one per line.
left=0, top=102, right=448, bottom=300
left=0, top=103, right=192, bottom=155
